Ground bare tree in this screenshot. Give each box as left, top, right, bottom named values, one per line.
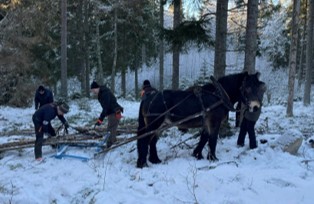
left=297, top=1, right=307, bottom=90
left=172, top=0, right=181, bottom=90
left=159, top=0, right=166, bottom=91
left=287, top=0, right=301, bottom=117
left=111, top=8, right=118, bottom=93
left=243, top=0, right=259, bottom=74
left=303, top=0, right=313, bottom=105
left=83, top=0, right=91, bottom=97
left=213, top=0, right=229, bottom=79
left=96, top=19, right=104, bottom=85
left=60, top=0, right=68, bottom=98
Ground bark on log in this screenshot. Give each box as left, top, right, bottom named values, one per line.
left=0, top=134, right=104, bottom=152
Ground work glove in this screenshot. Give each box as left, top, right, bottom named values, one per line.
left=95, top=119, right=103, bottom=127
left=115, top=111, right=122, bottom=120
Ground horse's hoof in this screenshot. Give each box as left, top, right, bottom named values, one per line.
left=208, top=154, right=219, bottom=161
left=136, top=162, right=149, bottom=168
left=136, top=160, right=149, bottom=168
left=192, top=152, right=204, bottom=160
left=149, top=157, right=162, bottom=164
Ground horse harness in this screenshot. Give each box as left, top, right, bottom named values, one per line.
left=143, top=77, right=239, bottom=130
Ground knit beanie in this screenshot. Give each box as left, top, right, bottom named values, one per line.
left=143, top=80, right=151, bottom=89
left=38, top=85, right=45, bottom=92
left=90, top=81, right=100, bottom=89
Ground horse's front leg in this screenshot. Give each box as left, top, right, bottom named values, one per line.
left=192, top=129, right=208, bottom=160
left=148, top=134, right=162, bottom=164
left=137, top=136, right=150, bottom=168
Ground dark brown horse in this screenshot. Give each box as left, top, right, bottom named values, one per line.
left=136, top=72, right=266, bottom=168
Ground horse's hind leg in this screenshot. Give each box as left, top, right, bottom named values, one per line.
left=207, top=125, right=220, bottom=161
left=149, top=134, right=162, bottom=164
left=192, top=129, right=208, bottom=160
left=207, top=134, right=219, bottom=161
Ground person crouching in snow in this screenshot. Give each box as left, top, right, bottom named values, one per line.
left=90, top=81, right=124, bottom=148
left=32, top=102, right=70, bottom=161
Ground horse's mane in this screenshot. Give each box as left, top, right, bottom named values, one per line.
left=218, top=72, right=246, bottom=83
left=185, top=72, right=248, bottom=93
left=185, top=83, right=215, bottom=93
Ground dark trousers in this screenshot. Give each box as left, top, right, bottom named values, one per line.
left=107, top=113, right=120, bottom=145
left=33, top=117, right=55, bottom=159
left=237, top=117, right=257, bottom=149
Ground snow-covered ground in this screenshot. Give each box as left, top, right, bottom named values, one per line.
left=0, top=98, right=314, bottom=204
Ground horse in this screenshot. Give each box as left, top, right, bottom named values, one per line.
left=136, top=72, right=266, bottom=168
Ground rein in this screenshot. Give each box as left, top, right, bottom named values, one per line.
left=94, top=99, right=224, bottom=157
left=136, top=76, right=244, bottom=141
left=210, top=75, right=237, bottom=112
left=145, top=91, right=193, bottom=117
left=140, top=91, right=194, bottom=132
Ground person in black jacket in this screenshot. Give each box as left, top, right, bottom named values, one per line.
left=90, top=81, right=123, bottom=147
left=34, top=85, right=54, bottom=110
left=140, top=80, right=157, bottom=100
left=32, top=102, right=69, bottom=161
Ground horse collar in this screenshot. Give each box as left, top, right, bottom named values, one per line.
left=210, top=76, right=236, bottom=112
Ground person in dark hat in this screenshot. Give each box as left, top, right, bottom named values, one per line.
left=32, top=102, right=70, bottom=161
left=140, top=80, right=157, bottom=100
left=90, top=81, right=124, bottom=148
left=34, top=85, right=54, bottom=110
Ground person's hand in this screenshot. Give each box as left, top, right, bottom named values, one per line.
left=115, top=111, right=122, bottom=120
left=95, top=119, right=102, bottom=127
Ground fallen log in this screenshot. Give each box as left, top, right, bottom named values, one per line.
left=0, top=126, right=137, bottom=137
left=71, top=126, right=137, bottom=135
left=0, top=129, right=33, bottom=137
left=0, top=134, right=103, bottom=152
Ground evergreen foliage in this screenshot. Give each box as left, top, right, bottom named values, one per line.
left=163, top=17, right=214, bottom=51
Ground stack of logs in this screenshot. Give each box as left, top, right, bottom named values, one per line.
left=0, top=125, right=137, bottom=152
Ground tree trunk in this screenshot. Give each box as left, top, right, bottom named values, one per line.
left=83, top=0, right=90, bottom=97
left=297, top=9, right=307, bottom=90
left=111, top=8, right=118, bottom=93
left=243, top=0, right=259, bottom=74
left=214, top=0, right=228, bottom=79
left=287, top=0, right=301, bottom=117
left=135, top=66, right=139, bottom=100
left=77, top=0, right=86, bottom=96
left=303, top=0, right=313, bottom=106
left=172, top=0, right=181, bottom=90
left=96, top=19, right=104, bottom=85
left=121, top=67, right=126, bottom=98
left=60, top=0, right=68, bottom=98
left=159, top=0, right=165, bottom=91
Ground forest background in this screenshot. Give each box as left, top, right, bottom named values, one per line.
left=0, top=0, right=313, bottom=118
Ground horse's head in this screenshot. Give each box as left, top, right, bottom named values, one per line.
left=240, top=72, right=266, bottom=112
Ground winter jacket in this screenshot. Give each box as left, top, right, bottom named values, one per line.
left=98, top=86, right=123, bottom=121
left=34, top=88, right=54, bottom=109
left=141, top=85, right=158, bottom=100
left=32, top=103, right=67, bottom=133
